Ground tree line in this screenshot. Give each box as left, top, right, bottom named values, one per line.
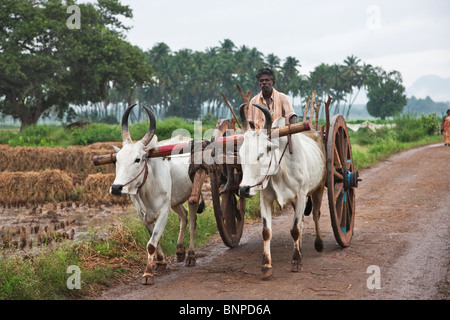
left=0, top=0, right=406, bottom=130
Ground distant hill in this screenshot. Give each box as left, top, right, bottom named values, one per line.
left=406, top=75, right=450, bottom=103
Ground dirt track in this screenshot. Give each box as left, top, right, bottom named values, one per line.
left=95, top=143, right=450, bottom=300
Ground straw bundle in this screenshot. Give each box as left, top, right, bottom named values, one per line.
left=81, top=173, right=131, bottom=206
left=0, top=145, right=115, bottom=174
left=0, top=170, right=76, bottom=207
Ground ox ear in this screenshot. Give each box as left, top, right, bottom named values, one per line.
left=112, top=145, right=121, bottom=153
left=249, top=121, right=256, bottom=131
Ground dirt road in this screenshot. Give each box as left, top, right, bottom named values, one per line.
left=96, top=143, right=449, bottom=300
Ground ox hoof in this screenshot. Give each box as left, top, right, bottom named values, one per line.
left=176, top=252, right=186, bottom=263
left=185, top=256, right=196, bottom=267
left=176, top=245, right=186, bottom=262
left=261, top=267, right=273, bottom=280
left=155, top=262, right=167, bottom=272
left=314, top=239, right=324, bottom=252
left=291, top=261, right=303, bottom=273
left=141, top=274, right=154, bottom=285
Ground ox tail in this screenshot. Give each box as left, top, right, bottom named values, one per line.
left=197, top=194, right=205, bottom=214
left=304, top=196, right=312, bottom=216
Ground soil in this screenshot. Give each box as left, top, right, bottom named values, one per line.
left=92, top=143, right=450, bottom=300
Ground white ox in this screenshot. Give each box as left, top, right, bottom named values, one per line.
left=238, top=104, right=326, bottom=280
left=110, top=104, right=203, bottom=285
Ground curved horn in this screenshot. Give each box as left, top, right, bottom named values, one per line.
left=252, top=104, right=272, bottom=131
left=121, top=103, right=137, bottom=143
left=239, top=103, right=249, bottom=131
left=139, top=106, right=156, bottom=146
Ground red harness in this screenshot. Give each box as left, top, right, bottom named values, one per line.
left=243, top=140, right=289, bottom=189
left=122, top=162, right=148, bottom=194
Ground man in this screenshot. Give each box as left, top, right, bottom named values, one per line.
left=245, top=68, right=313, bottom=216
left=443, top=109, right=450, bottom=146
left=220, top=68, right=299, bottom=194
left=247, top=67, right=298, bottom=129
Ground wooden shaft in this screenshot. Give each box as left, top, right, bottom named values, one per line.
left=147, top=142, right=190, bottom=158
left=324, top=95, right=332, bottom=144
left=315, top=102, right=320, bottom=130
left=188, top=168, right=207, bottom=205
left=269, top=121, right=310, bottom=138
left=221, top=92, right=242, bottom=129
left=310, top=91, right=316, bottom=126
left=92, top=153, right=116, bottom=166
left=235, top=84, right=246, bottom=102
left=303, top=97, right=310, bottom=122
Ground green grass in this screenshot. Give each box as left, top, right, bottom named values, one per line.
left=0, top=244, right=116, bottom=300
left=0, top=204, right=219, bottom=300
left=122, top=204, right=219, bottom=257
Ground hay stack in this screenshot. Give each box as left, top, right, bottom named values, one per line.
left=0, top=170, right=76, bottom=207
left=81, top=173, right=130, bottom=206
left=0, top=145, right=115, bottom=174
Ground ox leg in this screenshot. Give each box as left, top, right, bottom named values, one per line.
left=260, top=196, right=274, bottom=280
left=142, top=209, right=170, bottom=285
left=185, top=203, right=199, bottom=267
left=172, top=205, right=188, bottom=262
left=291, top=196, right=307, bottom=272
left=311, top=187, right=325, bottom=252
left=143, top=223, right=167, bottom=272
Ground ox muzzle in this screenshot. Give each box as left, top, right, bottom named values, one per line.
left=110, top=184, right=123, bottom=196
left=238, top=185, right=251, bottom=198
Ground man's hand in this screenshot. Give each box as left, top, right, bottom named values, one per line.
left=289, top=114, right=298, bottom=125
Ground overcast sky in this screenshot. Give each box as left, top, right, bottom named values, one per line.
left=81, top=0, right=450, bottom=90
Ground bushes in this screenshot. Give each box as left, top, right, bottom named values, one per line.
left=71, top=123, right=121, bottom=145
left=0, top=125, right=75, bottom=147
left=393, top=113, right=440, bottom=142
left=348, top=113, right=442, bottom=170
left=0, top=117, right=202, bottom=147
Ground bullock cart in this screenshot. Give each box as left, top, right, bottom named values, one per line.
left=92, top=98, right=359, bottom=249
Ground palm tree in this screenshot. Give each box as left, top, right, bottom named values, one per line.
left=328, top=63, right=349, bottom=115
left=280, top=56, right=301, bottom=106
left=342, top=55, right=363, bottom=119
left=219, top=38, right=236, bottom=54
left=265, top=53, right=281, bottom=71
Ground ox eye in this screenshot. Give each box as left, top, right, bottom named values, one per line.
left=134, top=158, right=141, bottom=163
left=257, top=153, right=264, bottom=160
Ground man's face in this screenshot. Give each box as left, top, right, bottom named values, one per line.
left=258, top=74, right=274, bottom=94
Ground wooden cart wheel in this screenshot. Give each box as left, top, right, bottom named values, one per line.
left=210, top=166, right=245, bottom=248
left=326, top=114, right=359, bottom=247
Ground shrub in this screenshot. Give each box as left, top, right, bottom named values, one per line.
left=2, top=125, right=76, bottom=147
left=70, top=123, right=121, bottom=145
left=393, top=113, right=440, bottom=142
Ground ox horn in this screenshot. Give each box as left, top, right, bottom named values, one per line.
left=121, top=104, right=137, bottom=143
left=252, top=104, right=272, bottom=131
left=139, top=105, right=156, bottom=146
left=239, top=103, right=249, bottom=131
left=121, top=104, right=156, bottom=146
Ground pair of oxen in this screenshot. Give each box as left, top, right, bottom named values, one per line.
left=111, top=104, right=325, bottom=284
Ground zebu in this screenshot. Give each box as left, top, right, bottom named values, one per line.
left=238, top=104, right=326, bottom=280
left=110, top=104, right=203, bottom=285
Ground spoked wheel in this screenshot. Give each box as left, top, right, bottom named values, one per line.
left=210, top=166, right=245, bottom=248
left=326, top=114, right=360, bottom=247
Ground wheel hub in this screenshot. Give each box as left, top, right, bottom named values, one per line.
left=343, top=169, right=361, bottom=190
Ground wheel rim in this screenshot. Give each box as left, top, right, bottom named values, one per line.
left=210, top=168, right=245, bottom=248
left=327, top=115, right=357, bottom=247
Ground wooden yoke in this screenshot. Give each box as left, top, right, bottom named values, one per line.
left=91, top=122, right=311, bottom=166
left=93, top=153, right=116, bottom=166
